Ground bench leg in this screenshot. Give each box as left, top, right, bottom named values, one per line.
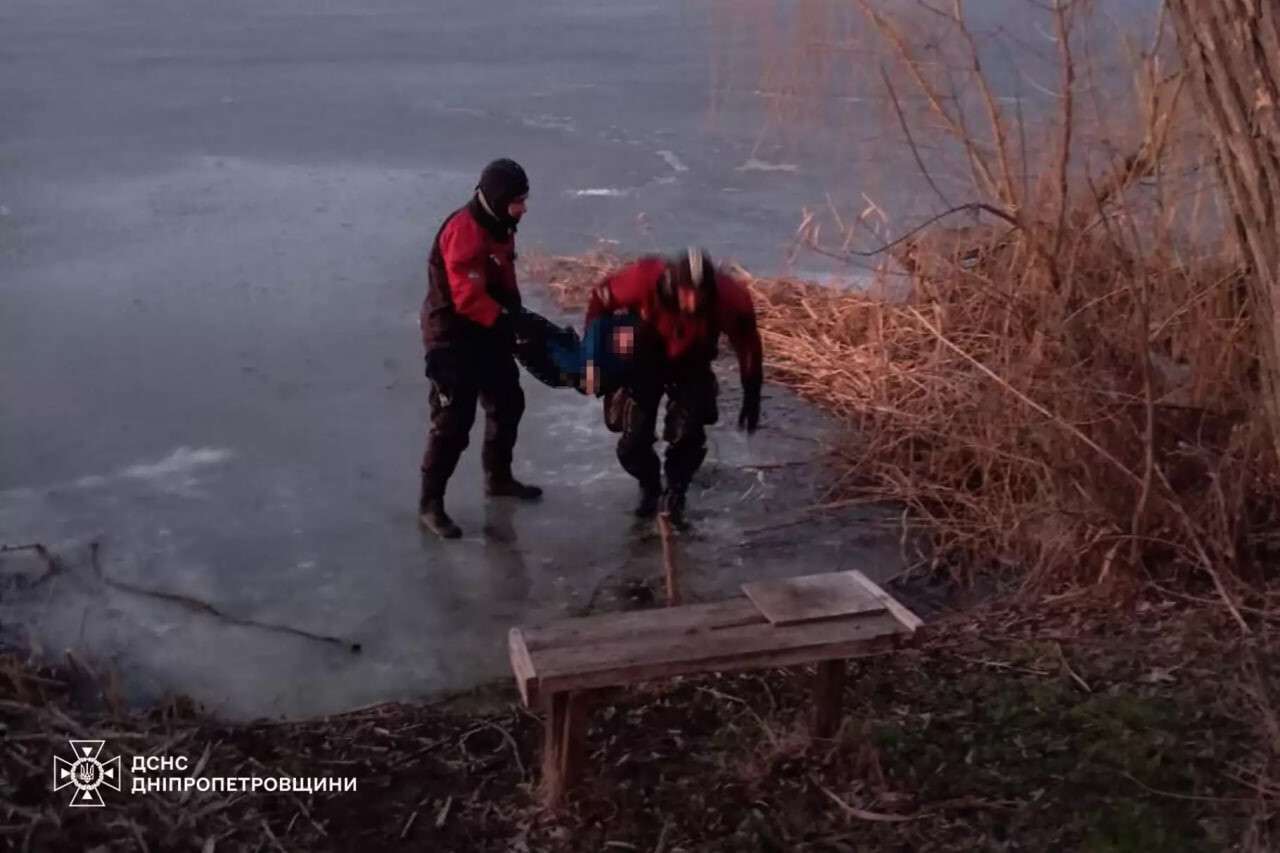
left=810, top=659, right=846, bottom=739
left=540, top=690, right=588, bottom=808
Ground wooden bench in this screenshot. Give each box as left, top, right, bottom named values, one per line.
left=509, top=569, right=923, bottom=805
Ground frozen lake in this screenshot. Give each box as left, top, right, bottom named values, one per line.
left=0, top=0, right=906, bottom=719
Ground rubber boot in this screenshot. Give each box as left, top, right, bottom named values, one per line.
left=634, top=481, right=662, bottom=518
left=419, top=498, right=462, bottom=539
left=659, top=489, right=689, bottom=531
left=485, top=472, right=543, bottom=501
left=418, top=497, right=462, bottom=539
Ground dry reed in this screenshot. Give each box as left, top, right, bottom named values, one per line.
left=525, top=2, right=1279, bottom=606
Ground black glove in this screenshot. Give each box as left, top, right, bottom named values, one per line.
left=508, top=307, right=534, bottom=345
left=738, top=374, right=762, bottom=434
left=500, top=290, right=524, bottom=314
left=491, top=309, right=516, bottom=349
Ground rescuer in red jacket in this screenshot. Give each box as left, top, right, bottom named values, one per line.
left=418, top=159, right=542, bottom=539
left=584, top=247, right=764, bottom=529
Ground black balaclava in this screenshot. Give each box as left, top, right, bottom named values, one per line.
left=475, top=158, right=529, bottom=234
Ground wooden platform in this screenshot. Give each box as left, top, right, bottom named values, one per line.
left=743, top=569, right=891, bottom=626
left=509, top=570, right=923, bottom=805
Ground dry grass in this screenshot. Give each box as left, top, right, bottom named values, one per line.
left=531, top=2, right=1280, bottom=610
left=648, top=3, right=1280, bottom=840
left=524, top=224, right=1273, bottom=606
left=522, top=9, right=1280, bottom=838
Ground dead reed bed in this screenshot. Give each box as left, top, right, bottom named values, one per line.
left=531, top=2, right=1280, bottom=613
left=524, top=222, right=1271, bottom=602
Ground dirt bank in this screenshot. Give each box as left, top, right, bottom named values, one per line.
left=2, top=592, right=1271, bottom=851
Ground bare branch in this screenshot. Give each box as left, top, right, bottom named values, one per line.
left=1051, top=0, right=1077, bottom=267
left=880, top=64, right=954, bottom=209
left=951, top=0, right=1018, bottom=205
left=853, top=0, right=1003, bottom=200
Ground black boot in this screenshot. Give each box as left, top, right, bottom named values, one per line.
left=634, top=482, right=661, bottom=518
left=485, top=473, right=543, bottom=501
left=659, top=489, right=689, bottom=530
left=418, top=498, right=462, bottom=539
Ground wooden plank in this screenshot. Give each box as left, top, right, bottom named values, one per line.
left=520, top=597, right=765, bottom=653
left=849, top=571, right=925, bottom=633
left=532, top=611, right=908, bottom=696
left=657, top=513, right=681, bottom=606
left=810, top=659, right=846, bottom=739
left=742, top=571, right=885, bottom=626
left=539, top=634, right=901, bottom=697
left=534, top=610, right=904, bottom=679
left=508, top=628, right=537, bottom=706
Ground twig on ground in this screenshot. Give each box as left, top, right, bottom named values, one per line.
left=261, top=819, right=287, bottom=853
left=89, top=541, right=361, bottom=651
left=1120, top=771, right=1256, bottom=804
left=947, top=654, right=1052, bottom=677
left=459, top=722, right=526, bottom=780
left=434, top=795, right=453, bottom=829
left=817, top=781, right=924, bottom=823
left=399, top=808, right=419, bottom=840
left=1054, top=642, right=1092, bottom=693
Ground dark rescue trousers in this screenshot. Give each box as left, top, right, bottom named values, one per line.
left=420, top=345, right=525, bottom=507
left=605, top=356, right=717, bottom=498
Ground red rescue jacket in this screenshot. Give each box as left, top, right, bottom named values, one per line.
left=585, top=257, right=763, bottom=388
left=421, top=199, right=521, bottom=351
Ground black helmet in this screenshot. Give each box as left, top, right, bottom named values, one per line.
left=660, top=246, right=717, bottom=311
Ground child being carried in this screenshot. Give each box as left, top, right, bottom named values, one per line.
left=511, top=307, right=638, bottom=397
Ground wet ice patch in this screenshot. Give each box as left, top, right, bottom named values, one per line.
left=565, top=188, right=631, bottom=198
left=737, top=158, right=799, bottom=173
left=521, top=114, right=576, bottom=132
left=540, top=419, right=604, bottom=442
left=120, top=447, right=233, bottom=481
left=547, top=461, right=618, bottom=487
left=65, top=447, right=233, bottom=494
left=656, top=150, right=689, bottom=172
left=536, top=399, right=604, bottom=443
left=577, top=467, right=614, bottom=486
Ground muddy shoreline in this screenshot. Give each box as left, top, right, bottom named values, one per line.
left=1, top=589, right=1264, bottom=852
